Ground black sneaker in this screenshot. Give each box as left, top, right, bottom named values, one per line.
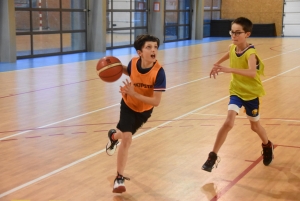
left=262, top=140, right=274, bottom=166
left=202, top=152, right=220, bottom=172
left=112, top=173, right=130, bottom=193
left=106, top=129, right=119, bottom=156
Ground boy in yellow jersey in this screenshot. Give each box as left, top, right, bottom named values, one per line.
left=202, top=17, right=273, bottom=172
left=105, top=34, right=166, bottom=193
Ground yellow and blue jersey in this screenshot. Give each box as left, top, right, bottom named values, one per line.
left=229, top=44, right=265, bottom=100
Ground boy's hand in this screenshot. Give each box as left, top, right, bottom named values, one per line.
left=210, top=68, right=218, bottom=79
left=210, top=63, right=221, bottom=79
left=119, top=79, right=136, bottom=96
left=213, top=64, right=231, bottom=73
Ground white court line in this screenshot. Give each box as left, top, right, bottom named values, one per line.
left=1, top=48, right=300, bottom=198
left=0, top=96, right=229, bottom=198
left=2, top=64, right=300, bottom=198
left=191, top=113, right=245, bottom=118
left=191, top=113, right=300, bottom=123
left=262, top=48, right=300, bottom=61
left=263, top=65, right=300, bottom=82
left=0, top=104, right=119, bottom=141
left=167, top=76, right=210, bottom=90
left=1, top=47, right=300, bottom=141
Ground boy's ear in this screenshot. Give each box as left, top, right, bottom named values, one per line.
left=137, top=50, right=142, bottom=56
left=246, top=32, right=251, bottom=38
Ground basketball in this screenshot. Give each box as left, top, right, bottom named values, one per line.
left=96, top=56, right=123, bottom=82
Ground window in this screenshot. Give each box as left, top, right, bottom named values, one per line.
left=164, top=0, right=192, bottom=42
left=203, top=0, right=222, bottom=37
left=106, top=0, right=149, bottom=49
left=15, top=0, right=87, bottom=58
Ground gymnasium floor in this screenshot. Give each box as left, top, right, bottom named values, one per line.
left=0, top=36, right=300, bottom=201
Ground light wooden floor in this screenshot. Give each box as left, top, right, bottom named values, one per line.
left=1, top=37, right=300, bottom=201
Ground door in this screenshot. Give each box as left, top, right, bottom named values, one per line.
left=106, top=0, right=149, bottom=49
left=283, top=0, right=300, bottom=36
left=164, top=0, right=193, bottom=42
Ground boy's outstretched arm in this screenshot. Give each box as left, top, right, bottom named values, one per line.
left=214, top=54, right=257, bottom=78
left=120, top=79, right=162, bottom=106
left=215, top=51, right=230, bottom=65
left=210, top=51, right=230, bottom=79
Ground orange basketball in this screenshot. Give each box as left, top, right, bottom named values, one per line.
left=96, top=56, right=123, bottom=82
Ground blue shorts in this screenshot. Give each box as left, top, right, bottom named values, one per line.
left=228, top=95, right=260, bottom=121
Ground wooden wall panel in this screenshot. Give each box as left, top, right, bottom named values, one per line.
left=221, top=0, right=284, bottom=36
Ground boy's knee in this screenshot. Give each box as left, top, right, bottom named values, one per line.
left=250, top=124, right=259, bottom=132
left=223, top=120, right=234, bottom=130
left=250, top=120, right=263, bottom=133
left=121, top=132, right=132, bottom=146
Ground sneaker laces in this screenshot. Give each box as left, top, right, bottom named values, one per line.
left=261, top=146, right=272, bottom=159
left=214, top=156, right=221, bottom=168
left=205, top=155, right=221, bottom=169
left=116, top=172, right=130, bottom=181
left=109, top=140, right=119, bottom=150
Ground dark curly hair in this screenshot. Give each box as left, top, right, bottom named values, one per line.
left=133, top=34, right=160, bottom=51
left=232, top=17, right=253, bottom=33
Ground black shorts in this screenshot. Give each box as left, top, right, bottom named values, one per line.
left=117, top=99, right=153, bottom=135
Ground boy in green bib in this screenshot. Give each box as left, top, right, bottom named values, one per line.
left=202, top=17, right=274, bottom=172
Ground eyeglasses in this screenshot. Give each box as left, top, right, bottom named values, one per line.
left=229, top=31, right=245, bottom=36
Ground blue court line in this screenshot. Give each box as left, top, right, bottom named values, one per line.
left=0, top=37, right=229, bottom=72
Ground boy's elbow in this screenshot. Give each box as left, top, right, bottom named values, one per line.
left=153, top=100, right=161, bottom=107
left=153, top=102, right=160, bottom=107
left=250, top=71, right=256, bottom=78
left=152, top=93, right=162, bottom=107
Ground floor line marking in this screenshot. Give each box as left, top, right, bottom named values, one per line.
left=2, top=48, right=300, bottom=140
left=3, top=64, right=300, bottom=141
left=191, top=113, right=300, bottom=123
left=0, top=78, right=98, bottom=99
left=0, top=104, right=119, bottom=141
left=210, top=145, right=279, bottom=201
left=0, top=96, right=229, bottom=198
left=4, top=45, right=298, bottom=99
left=210, top=156, right=263, bottom=201
left=2, top=50, right=300, bottom=198
left=276, top=144, right=300, bottom=149
left=210, top=143, right=300, bottom=200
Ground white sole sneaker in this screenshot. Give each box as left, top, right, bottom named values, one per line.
left=113, top=183, right=126, bottom=193
left=106, top=140, right=118, bottom=156
left=106, top=129, right=118, bottom=156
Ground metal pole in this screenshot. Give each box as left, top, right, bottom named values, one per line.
left=39, top=0, right=42, bottom=31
